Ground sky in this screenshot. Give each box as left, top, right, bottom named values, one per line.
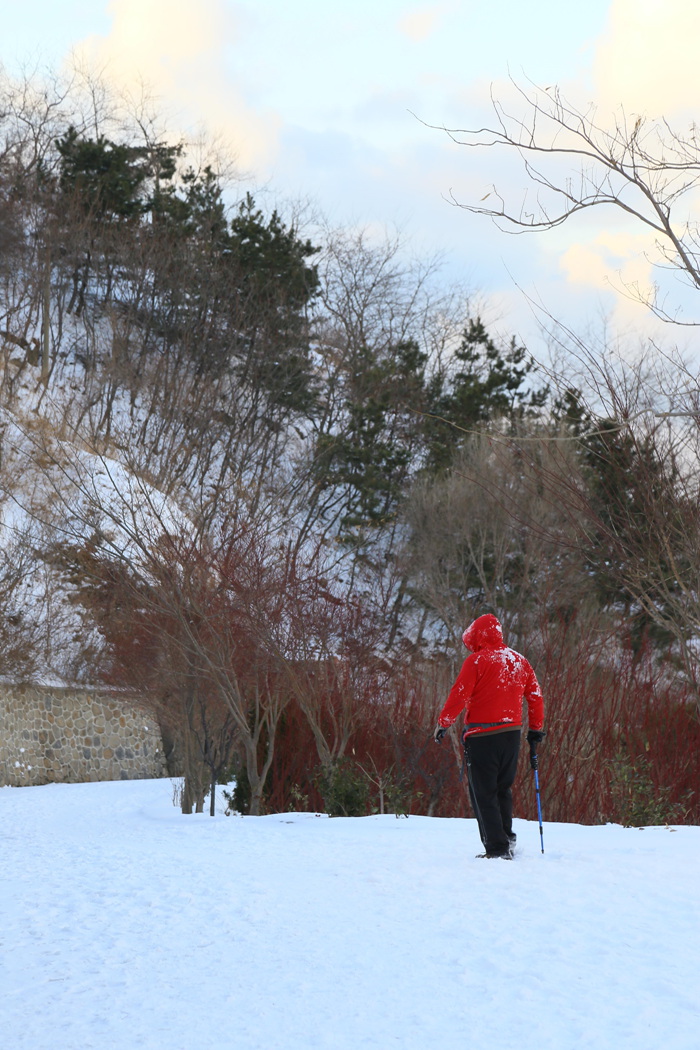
left=4, top=0, right=700, bottom=354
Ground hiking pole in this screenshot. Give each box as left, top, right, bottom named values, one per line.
left=529, top=742, right=544, bottom=854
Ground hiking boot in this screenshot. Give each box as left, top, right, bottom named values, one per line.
left=476, top=849, right=513, bottom=860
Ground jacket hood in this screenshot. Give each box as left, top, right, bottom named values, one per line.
left=463, top=614, right=505, bottom=652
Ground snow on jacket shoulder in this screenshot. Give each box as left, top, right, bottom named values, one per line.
left=437, top=614, right=544, bottom=737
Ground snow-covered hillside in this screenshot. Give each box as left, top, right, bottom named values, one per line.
left=2, top=779, right=699, bottom=1050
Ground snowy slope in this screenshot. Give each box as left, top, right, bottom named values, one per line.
left=1, top=779, right=699, bottom=1050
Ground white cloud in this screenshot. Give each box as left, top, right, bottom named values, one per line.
left=560, top=1, right=700, bottom=332
left=594, top=0, right=700, bottom=117
left=74, top=0, right=280, bottom=170
left=561, top=232, right=653, bottom=292
left=398, top=6, right=445, bottom=43
left=557, top=228, right=684, bottom=336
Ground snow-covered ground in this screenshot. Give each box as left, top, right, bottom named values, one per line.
left=2, top=779, right=699, bottom=1050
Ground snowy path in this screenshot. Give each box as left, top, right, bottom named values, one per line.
left=1, top=779, right=699, bottom=1050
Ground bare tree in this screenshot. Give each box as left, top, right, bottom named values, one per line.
left=402, top=426, right=596, bottom=656
left=279, top=584, right=392, bottom=772
left=432, top=78, right=700, bottom=324
left=0, top=516, right=46, bottom=679
left=414, top=78, right=700, bottom=698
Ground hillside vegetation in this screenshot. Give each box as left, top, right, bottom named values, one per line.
left=1, top=68, right=699, bottom=823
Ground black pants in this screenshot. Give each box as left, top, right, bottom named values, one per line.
left=464, top=730, right=521, bottom=855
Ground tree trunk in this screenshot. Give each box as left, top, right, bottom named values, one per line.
left=181, top=725, right=206, bottom=814
left=209, top=767, right=217, bottom=817
left=42, top=257, right=51, bottom=384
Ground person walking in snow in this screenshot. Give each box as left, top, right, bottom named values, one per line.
left=434, top=613, right=545, bottom=859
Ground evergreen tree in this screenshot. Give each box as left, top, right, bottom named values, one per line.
left=555, top=390, right=683, bottom=652
left=313, top=339, right=428, bottom=533
left=423, top=317, right=547, bottom=473
left=56, top=127, right=181, bottom=220
left=225, top=193, right=320, bottom=414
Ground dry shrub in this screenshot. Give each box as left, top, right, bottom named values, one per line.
left=262, top=624, right=700, bottom=826
left=512, top=620, right=700, bottom=826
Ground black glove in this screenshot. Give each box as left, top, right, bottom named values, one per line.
left=434, top=725, right=447, bottom=743
left=527, top=729, right=546, bottom=746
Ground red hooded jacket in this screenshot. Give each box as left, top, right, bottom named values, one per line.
left=437, top=614, right=544, bottom=738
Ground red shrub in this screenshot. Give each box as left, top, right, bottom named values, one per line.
left=266, top=623, right=700, bottom=826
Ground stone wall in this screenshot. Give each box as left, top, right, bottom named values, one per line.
left=0, top=683, right=168, bottom=787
